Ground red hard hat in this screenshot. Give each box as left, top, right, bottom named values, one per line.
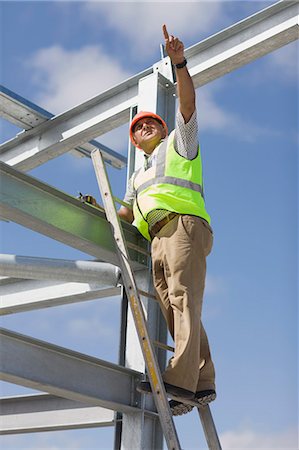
left=129, top=111, right=168, bottom=148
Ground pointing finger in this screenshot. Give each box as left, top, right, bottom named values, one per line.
left=162, top=24, right=169, bottom=41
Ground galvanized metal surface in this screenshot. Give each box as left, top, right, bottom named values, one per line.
left=0, top=328, right=153, bottom=415
left=198, top=405, right=222, bottom=450
left=0, top=162, right=148, bottom=269
left=0, top=278, right=121, bottom=315
left=0, top=394, right=115, bottom=434
left=0, top=254, right=121, bottom=283
left=0, top=85, right=127, bottom=169
left=0, top=84, right=52, bottom=129
left=187, top=0, right=299, bottom=87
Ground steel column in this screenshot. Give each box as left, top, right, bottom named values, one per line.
left=118, top=71, right=175, bottom=450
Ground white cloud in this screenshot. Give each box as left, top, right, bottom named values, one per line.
left=81, top=1, right=226, bottom=60
left=197, top=88, right=232, bottom=130
left=27, top=45, right=131, bottom=114
left=220, top=426, right=298, bottom=449
left=205, top=273, right=226, bottom=297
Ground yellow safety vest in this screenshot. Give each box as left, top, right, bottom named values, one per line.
left=132, top=130, right=211, bottom=241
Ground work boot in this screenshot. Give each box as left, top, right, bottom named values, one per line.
left=169, top=389, right=216, bottom=416
left=169, top=399, right=193, bottom=416
left=136, top=380, right=194, bottom=399
left=195, top=389, right=216, bottom=406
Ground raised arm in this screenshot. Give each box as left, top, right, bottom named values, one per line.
left=163, top=24, right=195, bottom=123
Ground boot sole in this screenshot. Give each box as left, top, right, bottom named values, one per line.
left=169, top=392, right=216, bottom=416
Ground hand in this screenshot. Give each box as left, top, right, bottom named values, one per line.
left=78, top=193, right=100, bottom=208
left=162, top=24, right=185, bottom=65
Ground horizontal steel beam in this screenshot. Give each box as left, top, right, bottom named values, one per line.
left=185, top=0, right=298, bottom=87
left=0, top=328, right=153, bottom=414
left=0, top=72, right=142, bottom=171
left=0, top=85, right=127, bottom=169
left=0, top=84, right=52, bottom=129
left=0, top=255, right=121, bottom=283
left=0, top=1, right=297, bottom=171
left=0, top=162, right=148, bottom=269
left=0, top=256, right=121, bottom=314
left=0, top=394, right=115, bottom=434
left=0, top=278, right=121, bottom=315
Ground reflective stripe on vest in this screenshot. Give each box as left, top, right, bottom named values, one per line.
left=136, top=176, right=204, bottom=197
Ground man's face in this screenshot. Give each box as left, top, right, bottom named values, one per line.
left=132, top=117, right=166, bottom=154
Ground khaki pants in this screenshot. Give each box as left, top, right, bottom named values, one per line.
left=151, top=214, right=215, bottom=393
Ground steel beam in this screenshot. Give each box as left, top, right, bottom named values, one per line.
left=0, top=394, right=115, bottom=434
left=0, top=278, right=121, bottom=315
left=0, top=162, right=148, bottom=269
left=0, top=328, right=158, bottom=415
left=0, top=85, right=127, bottom=169
left=0, top=1, right=297, bottom=171
left=120, top=270, right=167, bottom=450
left=0, top=85, right=52, bottom=129
left=0, top=255, right=121, bottom=283
left=185, top=0, right=298, bottom=87
left=0, top=255, right=121, bottom=314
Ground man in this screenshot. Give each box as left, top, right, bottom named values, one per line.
left=119, top=25, right=216, bottom=416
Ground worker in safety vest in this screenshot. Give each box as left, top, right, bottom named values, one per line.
left=119, top=25, right=216, bottom=416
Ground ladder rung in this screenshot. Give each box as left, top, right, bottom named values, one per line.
left=127, top=242, right=151, bottom=256
left=113, top=196, right=131, bottom=209
left=153, top=340, right=174, bottom=353
left=138, top=289, right=157, bottom=300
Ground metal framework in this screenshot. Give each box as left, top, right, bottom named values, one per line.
left=0, top=1, right=298, bottom=448
left=1, top=394, right=115, bottom=435
left=0, top=255, right=121, bottom=314
left=0, top=1, right=297, bottom=172
left=0, top=85, right=127, bottom=169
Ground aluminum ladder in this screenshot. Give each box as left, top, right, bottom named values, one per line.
left=91, top=149, right=222, bottom=450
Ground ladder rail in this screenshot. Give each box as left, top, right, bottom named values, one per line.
left=91, top=149, right=182, bottom=450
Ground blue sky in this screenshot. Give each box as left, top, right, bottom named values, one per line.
left=0, top=1, right=298, bottom=449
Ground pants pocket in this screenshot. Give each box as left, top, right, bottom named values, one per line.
left=180, top=215, right=196, bottom=242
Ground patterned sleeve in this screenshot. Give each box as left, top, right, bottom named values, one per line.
left=174, top=109, right=199, bottom=160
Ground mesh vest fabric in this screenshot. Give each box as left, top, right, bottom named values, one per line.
left=132, top=131, right=211, bottom=241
